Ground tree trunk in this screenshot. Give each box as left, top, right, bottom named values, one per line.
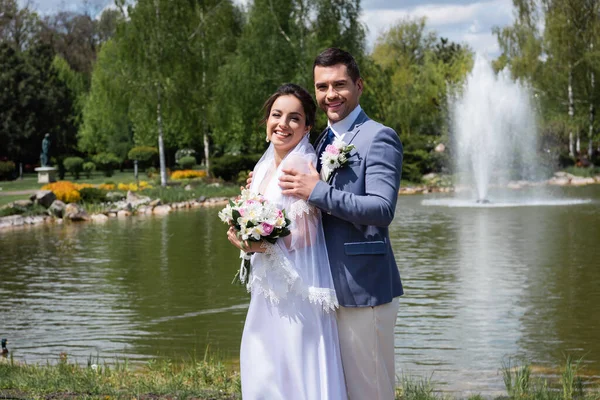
left=157, top=85, right=167, bottom=187
left=201, top=30, right=210, bottom=177
left=568, top=65, right=575, bottom=157
left=589, top=70, right=595, bottom=160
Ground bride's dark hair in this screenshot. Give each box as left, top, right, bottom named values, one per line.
left=261, top=83, right=316, bottom=129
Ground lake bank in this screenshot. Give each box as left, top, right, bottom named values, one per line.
left=1, top=355, right=599, bottom=400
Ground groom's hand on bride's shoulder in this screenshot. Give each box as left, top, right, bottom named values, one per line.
left=279, top=163, right=320, bottom=201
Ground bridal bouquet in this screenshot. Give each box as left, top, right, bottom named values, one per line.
left=218, top=189, right=291, bottom=284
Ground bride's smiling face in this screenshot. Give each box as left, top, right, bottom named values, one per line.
left=267, top=95, right=309, bottom=156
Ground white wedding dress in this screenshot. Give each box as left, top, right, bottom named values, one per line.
left=239, top=136, right=347, bottom=400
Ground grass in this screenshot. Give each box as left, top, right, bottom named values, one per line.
left=564, top=166, right=600, bottom=178
left=0, top=194, right=30, bottom=207
left=0, top=171, right=240, bottom=216
left=0, top=352, right=240, bottom=400
left=1, top=355, right=600, bottom=400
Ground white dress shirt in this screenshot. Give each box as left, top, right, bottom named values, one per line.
left=328, top=104, right=363, bottom=142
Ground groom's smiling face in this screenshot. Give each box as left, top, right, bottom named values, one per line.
left=314, top=64, right=363, bottom=124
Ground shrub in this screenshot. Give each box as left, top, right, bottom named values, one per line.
left=177, top=156, right=197, bottom=169
left=83, top=161, right=96, bottom=178
left=171, top=170, right=206, bottom=180
left=128, top=146, right=158, bottom=166
left=92, top=153, right=120, bottom=177
left=175, top=148, right=197, bottom=163
left=0, top=160, right=16, bottom=180
left=211, top=154, right=262, bottom=182
left=146, top=167, right=157, bottom=178
left=98, top=183, right=115, bottom=191
left=63, top=157, right=85, bottom=179
left=42, top=181, right=82, bottom=203
left=79, top=187, right=107, bottom=203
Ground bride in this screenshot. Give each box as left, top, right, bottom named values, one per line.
left=226, top=83, right=347, bottom=399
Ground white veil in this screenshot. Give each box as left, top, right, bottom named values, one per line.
left=247, top=134, right=339, bottom=312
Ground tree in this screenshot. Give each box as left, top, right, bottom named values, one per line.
left=78, top=39, right=132, bottom=161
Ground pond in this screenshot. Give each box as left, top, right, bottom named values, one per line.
left=1, top=185, right=599, bottom=395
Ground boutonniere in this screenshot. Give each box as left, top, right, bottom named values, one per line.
left=320, top=137, right=356, bottom=182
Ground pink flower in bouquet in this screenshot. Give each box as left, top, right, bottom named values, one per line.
left=261, top=222, right=274, bottom=235
left=325, top=144, right=340, bottom=155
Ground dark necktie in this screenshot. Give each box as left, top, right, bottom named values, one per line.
left=317, top=128, right=335, bottom=172
left=322, top=127, right=335, bottom=150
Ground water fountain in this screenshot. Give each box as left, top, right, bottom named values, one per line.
left=423, top=54, right=590, bottom=208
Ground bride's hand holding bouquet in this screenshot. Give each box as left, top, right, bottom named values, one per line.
left=219, top=188, right=291, bottom=283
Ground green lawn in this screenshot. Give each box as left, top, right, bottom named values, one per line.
left=0, top=194, right=29, bottom=207
left=0, top=170, right=144, bottom=192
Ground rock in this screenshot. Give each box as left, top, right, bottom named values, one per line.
left=64, top=203, right=89, bottom=221
left=0, top=215, right=24, bottom=229
left=125, top=191, right=150, bottom=205
left=184, top=184, right=193, bottom=191
left=507, top=181, right=524, bottom=190
left=198, top=196, right=207, bottom=203
left=12, top=199, right=33, bottom=209
left=48, top=200, right=66, bottom=218
left=434, top=143, right=446, bottom=153
left=24, top=215, right=46, bottom=225
left=570, top=177, right=595, bottom=186
left=107, top=212, right=117, bottom=218
left=106, top=191, right=125, bottom=202
left=138, top=206, right=153, bottom=214
left=153, top=205, right=172, bottom=215
left=208, top=182, right=222, bottom=188
left=422, top=173, right=438, bottom=182
left=190, top=201, right=203, bottom=208
left=149, top=199, right=162, bottom=207
left=91, top=213, right=109, bottom=222
left=117, top=210, right=131, bottom=218
left=549, top=177, right=570, bottom=186
left=30, top=190, right=57, bottom=208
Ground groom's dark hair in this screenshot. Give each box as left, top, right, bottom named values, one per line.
left=261, top=83, right=316, bottom=129
left=313, top=47, right=361, bottom=83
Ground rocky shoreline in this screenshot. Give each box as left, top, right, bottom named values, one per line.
left=398, top=171, right=600, bottom=195
left=0, top=190, right=231, bottom=230
left=2, top=171, right=599, bottom=231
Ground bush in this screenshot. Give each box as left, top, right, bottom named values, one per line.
left=63, top=157, right=85, bottom=179
left=177, top=156, right=196, bottom=169
left=171, top=170, right=206, bottom=180
left=79, top=187, right=107, bottom=203
left=211, top=154, right=262, bottom=182
left=83, top=161, right=96, bottom=178
left=0, top=160, right=16, bottom=180
left=128, top=146, right=158, bottom=165
left=42, top=181, right=83, bottom=203
left=175, top=148, right=197, bottom=163
left=146, top=166, right=157, bottom=178
left=92, top=152, right=120, bottom=177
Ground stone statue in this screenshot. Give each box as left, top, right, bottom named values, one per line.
left=40, top=133, right=51, bottom=167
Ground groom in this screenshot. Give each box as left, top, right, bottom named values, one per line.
left=279, top=47, right=404, bottom=399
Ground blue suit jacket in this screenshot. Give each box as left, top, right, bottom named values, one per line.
left=309, top=110, right=404, bottom=307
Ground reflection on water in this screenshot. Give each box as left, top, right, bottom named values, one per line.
left=1, top=186, right=599, bottom=395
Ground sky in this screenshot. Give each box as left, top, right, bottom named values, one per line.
left=22, top=0, right=516, bottom=56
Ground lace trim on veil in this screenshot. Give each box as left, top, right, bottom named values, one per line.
left=288, top=199, right=316, bottom=220
left=247, top=242, right=338, bottom=312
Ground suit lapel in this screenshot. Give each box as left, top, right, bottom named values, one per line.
left=327, top=110, right=369, bottom=182
left=315, top=128, right=329, bottom=172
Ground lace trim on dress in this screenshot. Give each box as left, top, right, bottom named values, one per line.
left=247, top=242, right=338, bottom=312
left=288, top=199, right=315, bottom=220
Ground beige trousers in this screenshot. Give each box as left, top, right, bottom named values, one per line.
left=336, top=297, right=400, bottom=400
